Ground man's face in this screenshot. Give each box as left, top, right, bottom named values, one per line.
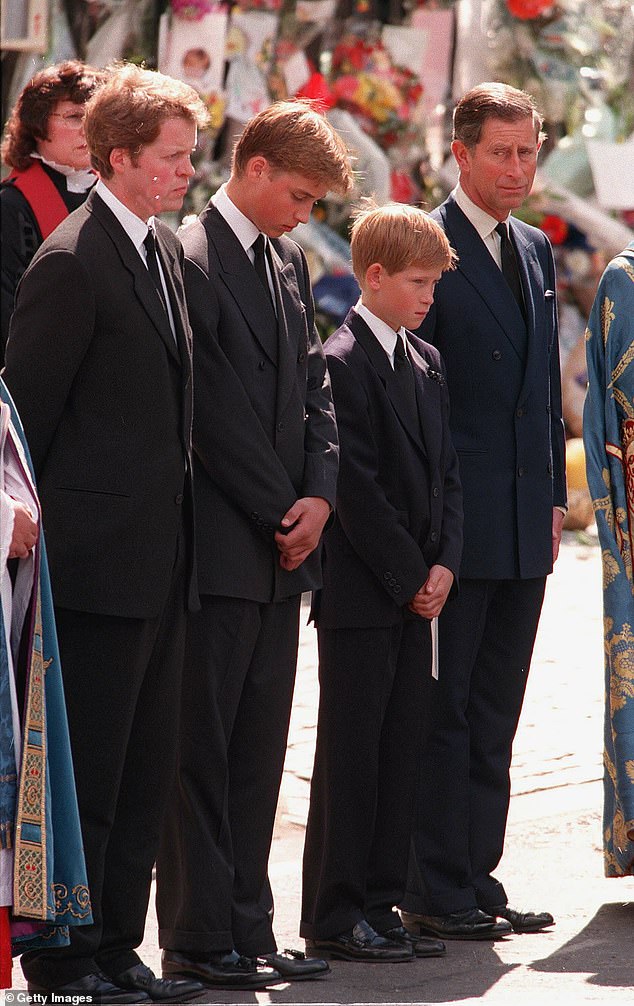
left=113, top=116, right=197, bottom=221
left=246, top=162, right=328, bottom=238
left=369, top=264, right=443, bottom=332
left=452, top=115, right=540, bottom=221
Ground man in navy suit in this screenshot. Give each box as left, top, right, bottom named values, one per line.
left=401, top=83, right=567, bottom=940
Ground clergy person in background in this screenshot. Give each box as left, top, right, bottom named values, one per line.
left=1, top=60, right=104, bottom=360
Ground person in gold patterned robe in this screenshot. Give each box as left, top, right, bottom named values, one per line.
left=583, top=240, right=634, bottom=877
left=1, top=378, right=91, bottom=984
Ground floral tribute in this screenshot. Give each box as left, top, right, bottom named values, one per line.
left=329, top=35, right=424, bottom=151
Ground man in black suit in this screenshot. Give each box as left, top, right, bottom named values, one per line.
left=401, top=82, right=567, bottom=941
left=3, top=64, right=209, bottom=1003
left=300, top=202, right=463, bottom=962
left=156, top=102, right=354, bottom=989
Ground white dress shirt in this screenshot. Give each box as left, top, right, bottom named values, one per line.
left=355, top=301, right=408, bottom=370
left=453, top=183, right=510, bottom=271
left=95, top=179, right=176, bottom=339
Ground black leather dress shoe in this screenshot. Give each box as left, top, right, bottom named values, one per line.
left=401, top=908, right=512, bottom=941
left=28, top=970, right=151, bottom=1003
left=161, top=949, right=284, bottom=990
left=258, top=949, right=330, bottom=980
left=380, top=925, right=446, bottom=958
left=306, top=919, right=413, bottom=962
left=486, top=905, right=555, bottom=933
left=113, top=962, right=204, bottom=1002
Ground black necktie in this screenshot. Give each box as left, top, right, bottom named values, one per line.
left=393, top=336, right=420, bottom=435
left=252, top=234, right=274, bottom=309
left=495, top=222, right=525, bottom=317
left=144, top=229, right=169, bottom=317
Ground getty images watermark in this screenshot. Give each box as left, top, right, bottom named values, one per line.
left=3, top=993, right=94, bottom=1005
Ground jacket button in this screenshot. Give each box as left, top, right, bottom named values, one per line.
left=384, top=571, right=392, bottom=580
left=298, top=352, right=306, bottom=363
left=251, top=511, right=258, bottom=520
left=518, top=466, right=525, bottom=477
left=174, top=493, right=183, bottom=504
left=258, top=361, right=265, bottom=370
left=430, top=531, right=438, bottom=542
left=433, top=487, right=439, bottom=497
left=492, top=349, right=502, bottom=360
left=277, top=422, right=284, bottom=432
left=394, top=584, right=401, bottom=594
left=516, top=407, right=524, bottom=418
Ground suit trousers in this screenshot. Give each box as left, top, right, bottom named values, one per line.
left=156, top=593, right=301, bottom=957
left=21, top=528, right=188, bottom=986
left=403, top=577, right=546, bottom=916
left=300, top=618, right=432, bottom=939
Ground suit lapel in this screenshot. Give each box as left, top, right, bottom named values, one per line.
left=511, top=221, right=548, bottom=402
left=441, top=198, right=527, bottom=362
left=88, top=192, right=180, bottom=364
left=348, top=311, right=428, bottom=458
left=201, top=205, right=278, bottom=366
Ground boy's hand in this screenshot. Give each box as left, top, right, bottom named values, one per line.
left=275, top=497, right=331, bottom=571
left=408, top=564, right=454, bottom=619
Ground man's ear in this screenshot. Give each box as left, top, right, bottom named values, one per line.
left=451, top=139, right=470, bottom=174
left=109, top=146, right=128, bottom=176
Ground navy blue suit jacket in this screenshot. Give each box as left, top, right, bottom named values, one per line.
left=416, top=195, right=566, bottom=580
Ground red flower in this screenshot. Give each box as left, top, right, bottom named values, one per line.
left=540, top=214, right=569, bottom=245
left=506, top=0, right=552, bottom=19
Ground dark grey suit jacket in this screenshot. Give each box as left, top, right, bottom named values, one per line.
left=181, top=203, right=338, bottom=602
left=4, top=189, right=197, bottom=617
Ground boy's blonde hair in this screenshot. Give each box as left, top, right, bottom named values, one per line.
left=350, top=200, right=457, bottom=281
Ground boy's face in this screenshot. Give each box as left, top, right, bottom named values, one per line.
left=245, top=160, right=327, bottom=237
left=367, top=263, right=443, bottom=332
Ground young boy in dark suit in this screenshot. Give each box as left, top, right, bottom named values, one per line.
left=300, top=202, right=463, bottom=963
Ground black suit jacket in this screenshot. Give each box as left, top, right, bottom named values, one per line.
left=315, top=310, right=463, bottom=629
left=3, top=189, right=197, bottom=618
left=416, top=195, right=566, bottom=580
left=180, top=203, right=339, bottom=603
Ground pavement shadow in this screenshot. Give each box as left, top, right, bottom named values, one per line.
left=183, top=942, right=519, bottom=1004
left=530, top=901, right=634, bottom=989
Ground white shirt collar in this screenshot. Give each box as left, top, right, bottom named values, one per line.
left=212, top=183, right=260, bottom=254
left=453, top=183, right=509, bottom=241
left=94, top=179, right=151, bottom=256
left=355, top=301, right=406, bottom=369
left=31, top=152, right=96, bottom=193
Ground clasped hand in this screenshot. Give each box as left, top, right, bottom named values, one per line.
left=275, top=497, right=331, bottom=571
left=408, top=564, right=454, bottom=619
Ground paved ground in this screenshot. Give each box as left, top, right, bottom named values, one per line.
left=11, top=532, right=634, bottom=1003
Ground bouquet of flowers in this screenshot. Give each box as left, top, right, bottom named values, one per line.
left=329, top=34, right=424, bottom=151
